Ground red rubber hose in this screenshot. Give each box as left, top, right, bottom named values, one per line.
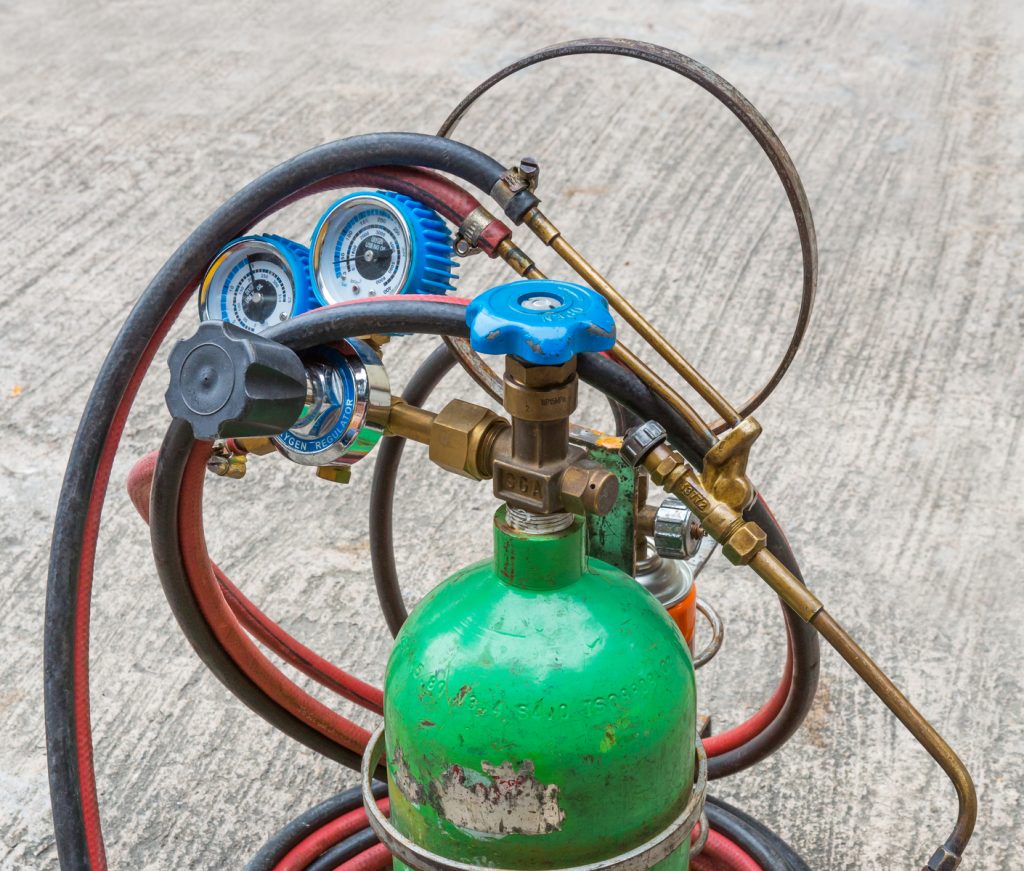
left=75, top=293, right=192, bottom=868
left=691, top=830, right=763, bottom=871
left=332, top=842, right=393, bottom=871
left=64, top=156, right=495, bottom=866
left=259, top=167, right=511, bottom=257
left=126, top=454, right=384, bottom=714
left=703, top=641, right=793, bottom=757
left=176, top=440, right=372, bottom=753
left=273, top=800, right=389, bottom=871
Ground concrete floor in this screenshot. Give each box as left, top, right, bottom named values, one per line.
left=2, top=1, right=1022, bottom=868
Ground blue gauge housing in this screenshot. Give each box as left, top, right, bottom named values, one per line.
left=199, top=234, right=317, bottom=333
left=309, top=190, right=457, bottom=307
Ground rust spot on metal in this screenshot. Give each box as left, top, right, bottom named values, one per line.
left=600, top=724, right=617, bottom=752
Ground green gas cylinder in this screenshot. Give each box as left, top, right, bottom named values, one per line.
left=384, top=507, right=697, bottom=870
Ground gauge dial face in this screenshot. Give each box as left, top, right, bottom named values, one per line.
left=200, top=240, right=296, bottom=333
left=313, top=196, right=412, bottom=303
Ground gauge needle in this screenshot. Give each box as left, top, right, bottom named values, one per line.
left=246, top=258, right=259, bottom=297
left=338, top=247, right=393, bottom=264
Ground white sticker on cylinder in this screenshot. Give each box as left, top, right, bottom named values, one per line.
left=435, top=759, right=564, bottom=836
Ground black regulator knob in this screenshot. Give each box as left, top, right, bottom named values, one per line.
left=165, top=320, right=307, bottom=440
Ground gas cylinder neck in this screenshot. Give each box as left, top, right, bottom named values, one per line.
left=493, top=506, right=585, bottom=590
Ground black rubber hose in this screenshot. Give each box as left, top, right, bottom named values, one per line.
left=706, top=496, right=820, bottom=780
left=370, top=343, right=458, bottom=637
left=151, top=419, right=365, bottom=770
left=46, top=132, right=531, bottom=869
left=303, top=828, right=380, bottom=871
left=576, top=353, right=712, bottom=465
left=148, top=302, right=709, bottom=774
left=706, top=796, right=813, bottom=871
left=244, top=782, right=387, bottom=871
left=261, top=298, right=712, bottom=467
left=287, top=304, right=819, bottom=775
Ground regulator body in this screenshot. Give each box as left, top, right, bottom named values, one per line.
left=384, top=508, right=697, bottom=870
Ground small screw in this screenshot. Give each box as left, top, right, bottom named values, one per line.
left=519, top=156, right=539, bottom=189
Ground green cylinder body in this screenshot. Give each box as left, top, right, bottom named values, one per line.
left=384, top=509, right=696, bottom=869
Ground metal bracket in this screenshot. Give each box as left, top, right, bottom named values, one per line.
left=571, top=428, right=641, bottom=575
left=362, top=724, right=707, bottom=871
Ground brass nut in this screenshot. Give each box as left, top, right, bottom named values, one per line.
left=429, top=400, right=510, bottom=480
left=316, top=465, right=352, bottom=485
left=722, top=521, right=767, bottom=566
left=505, top=357, right=576, bottom=388
left=560, top=463, right=619, bottom=516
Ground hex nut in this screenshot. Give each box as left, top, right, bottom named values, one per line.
left=505, top=357, right=576, bottom=388
left=722, top=522, right=767, bottom=566
left=430, top=400, right=509, bottom=480
left=316, top=465, right=352, bottom=485
left=653, top=495, right=700, bottom=559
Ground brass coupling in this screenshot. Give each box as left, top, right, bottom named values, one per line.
left=386, top=395, right=617, bottom=516
left=207, top=443, right=248, bottom=479
left=387, top=397, right=510, bottom=482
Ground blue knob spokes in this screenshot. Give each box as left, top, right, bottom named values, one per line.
left=466, top=279, right=616, bottom=365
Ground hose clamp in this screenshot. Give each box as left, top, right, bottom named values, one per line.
left=361, top=724, right=707, bottom=871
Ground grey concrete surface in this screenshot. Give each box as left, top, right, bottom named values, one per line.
left=1, top=1, right=1022, bottom=868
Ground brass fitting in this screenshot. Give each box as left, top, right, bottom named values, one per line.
left=428, top=400, right=510, bottom=481
left=559, top=461, right=619, bottom=516
left=207, top=445, right=247, bottom=479
left=502, top=358, right=577, bottom=421
left=227, top=437, right=277, bottom=456
left=638, top=440, right=764, bottom=566
left=316, top=465, right=352, bottom=485
left=721, top=521, right=766, bottom=566
left=702, top=417, right=761, bottom=511
left=494, top=357, right=582, bottom=514
left=385, top=397, right=510, bottom=481
left=386, top=399, right=434, bottom=444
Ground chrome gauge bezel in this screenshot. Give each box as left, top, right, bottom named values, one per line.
left=310, top=194, right=413, bottom=304
left=199, top=238, right=298, bottom=332
left=271, top=338, right=390, bottom=467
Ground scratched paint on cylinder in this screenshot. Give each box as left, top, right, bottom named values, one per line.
left=384, top=508, right=696, bottom=870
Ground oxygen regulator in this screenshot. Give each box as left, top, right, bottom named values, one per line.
left=45, top=38, right=976, bottom=871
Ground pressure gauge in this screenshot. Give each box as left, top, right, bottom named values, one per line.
left=310, top=191, right=456, bottom=305
left=199, top=235, right=315, bottom=333
left=272, top=339, right=390, bottom=468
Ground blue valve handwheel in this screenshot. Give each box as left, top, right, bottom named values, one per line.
left=466, top=279, right=616, bottom=365
left=309, top=190, right=456, bottom=306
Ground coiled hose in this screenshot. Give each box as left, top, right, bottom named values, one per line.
left=244, top=786, right=810, bottom=871
left=46, top=131, right=540, bottom=870
left=46, top=131, right=817, bottom=868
